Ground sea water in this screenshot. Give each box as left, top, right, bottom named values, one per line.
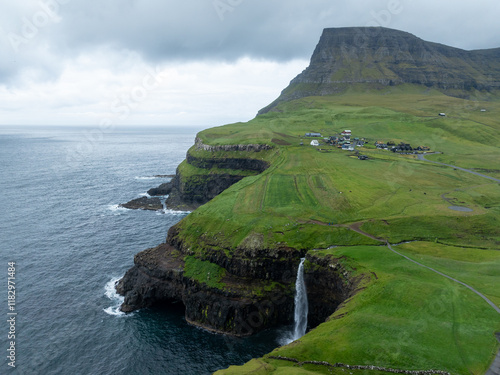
left=0, top=126, right=283, bottom=375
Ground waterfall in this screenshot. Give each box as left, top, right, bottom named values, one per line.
left=292, top=258, right=308, bottom=340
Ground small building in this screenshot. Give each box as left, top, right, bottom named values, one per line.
left=481, top=109, right=487, bottom=112
left=305, top=132, right=322, bottom=137
left=358, top=155, right=368, bottom=160
left=310, top=140, right=320, bottom=146
left=342, top=144, right=354, bottom=151
left=439, top=113, right=446, bottom=117
left=341, top=130, right=352, bottom=136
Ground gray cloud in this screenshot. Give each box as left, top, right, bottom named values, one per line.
left=1, top=0, right=500, bottom=86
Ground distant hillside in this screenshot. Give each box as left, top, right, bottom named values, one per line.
left=259, top=27, right=500, bottom=114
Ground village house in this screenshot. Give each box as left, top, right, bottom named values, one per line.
left=391, top=142, right=413, bottom=153
left=310, top=140, right=320, bottom=146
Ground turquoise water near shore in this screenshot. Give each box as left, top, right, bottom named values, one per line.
left=0, top=126, right=284, bottom=375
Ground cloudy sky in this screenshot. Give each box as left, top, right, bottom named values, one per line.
left=1, top=0, right=500, bottom=127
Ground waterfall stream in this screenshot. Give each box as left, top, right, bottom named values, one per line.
left=292, top=258, right=308, bottom=340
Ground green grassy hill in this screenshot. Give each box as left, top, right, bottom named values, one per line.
left=171, top=87, right=500, bottom=374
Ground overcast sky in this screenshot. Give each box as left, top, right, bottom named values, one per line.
left=1, top=0, right=499, bottom=127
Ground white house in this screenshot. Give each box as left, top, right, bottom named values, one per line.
left=310, top=140, right=320, bottom=146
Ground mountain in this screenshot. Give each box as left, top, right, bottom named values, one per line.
left=259, top=27, right=500, bottom=114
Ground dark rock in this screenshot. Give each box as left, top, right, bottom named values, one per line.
left=164, top=168, right=250, bottom=211
left=120, top=196, right=163, bottom=211
left=147, top=182, right=173, bottom=196
left=186, top=153, right=269, bottom=172
left=117, top=226, right=366, bottom=336
left=117, top=242, right=296, bottom=336
left=305, top=253, right=364, bottom=328
left=160, top=138, right=271, bottom=210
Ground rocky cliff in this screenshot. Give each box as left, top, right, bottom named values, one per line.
left=259, top=27, right=500, bottom=114
left=117, top=225, right=363, bottom=336
left=147, top=137, right=271, bottom=211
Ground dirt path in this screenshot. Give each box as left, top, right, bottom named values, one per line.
left=346, top=223, right=500, bottom=374
left=347, top=222, right=386, bottom=242
left=313, top=219, right=500, bottom=314
left=385, top=242, right=500, bottom=314
left=417, top=154, right=500, bottom=183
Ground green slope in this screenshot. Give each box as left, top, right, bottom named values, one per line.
left=175, top=89, right=499, bottom=374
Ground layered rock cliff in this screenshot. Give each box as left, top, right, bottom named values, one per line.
left=117, top=225, right=363, bottom=336
left=259, top=27, right=500, bottom=114
left=147, top=137, right=271, bottom=211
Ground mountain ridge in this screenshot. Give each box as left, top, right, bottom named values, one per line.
left=259, top=27, right=500, bottom=114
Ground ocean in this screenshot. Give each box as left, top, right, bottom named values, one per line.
left=0, top=126, right=285, bottom=375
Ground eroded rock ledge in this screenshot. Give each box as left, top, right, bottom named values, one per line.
left=146, top=138, right=271, bottom=211
left=194, top=137, right=273, bottom=152
left=117, top=226, right=365, bottom=336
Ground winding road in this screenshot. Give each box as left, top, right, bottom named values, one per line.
left=416, top=153, right=500, bottom=374
left=417, top=153, right=500, bottom=183
left=347, top=223, right=500, bottom=315
left=347, top=220, right=500, bottom=375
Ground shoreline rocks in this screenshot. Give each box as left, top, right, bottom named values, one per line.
left=120, top=196, right=163, bottom=211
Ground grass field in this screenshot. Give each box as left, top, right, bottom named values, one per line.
left=174, top=88, right=500, bottom=374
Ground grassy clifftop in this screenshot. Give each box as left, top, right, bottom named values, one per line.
left=177, top=86, right=500, bottom=252
left=170, top=87, right=500, bottom=374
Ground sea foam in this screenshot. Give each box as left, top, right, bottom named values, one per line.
left=103, top=277, right=126, bottom=317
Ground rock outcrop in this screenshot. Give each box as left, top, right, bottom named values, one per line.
left=120, top=196, right=163, bottom=211
left=117, top=226, right=297, bottom=336
left=147, top=182, right=172, bottom=197
left=146, top=139, right=272, bottom=211
left=117, top=226, right=363, bottom=336
left=194, top=137, right=273, bottom=153
left=305, top=253, right=367, bottom=328
left=259, top=27, right=500, bottom=114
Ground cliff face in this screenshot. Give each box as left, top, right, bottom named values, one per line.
left=117, top=226, right=362, bottom=336
left=259, top=27, right=500, bottom=114
left=148, top=137, right=271, bottom=211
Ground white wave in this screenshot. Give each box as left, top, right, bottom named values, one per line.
left=158, top=208, right=191, bottom=216
left=103, top=277, right=126, bottom=317
left=134, top=176, right=157, bottom=180
left=138, top=192, right=151, bottom=198
left=107, top=204, right=127, bottom=213
left=103, top=306, right=125, bottom=316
